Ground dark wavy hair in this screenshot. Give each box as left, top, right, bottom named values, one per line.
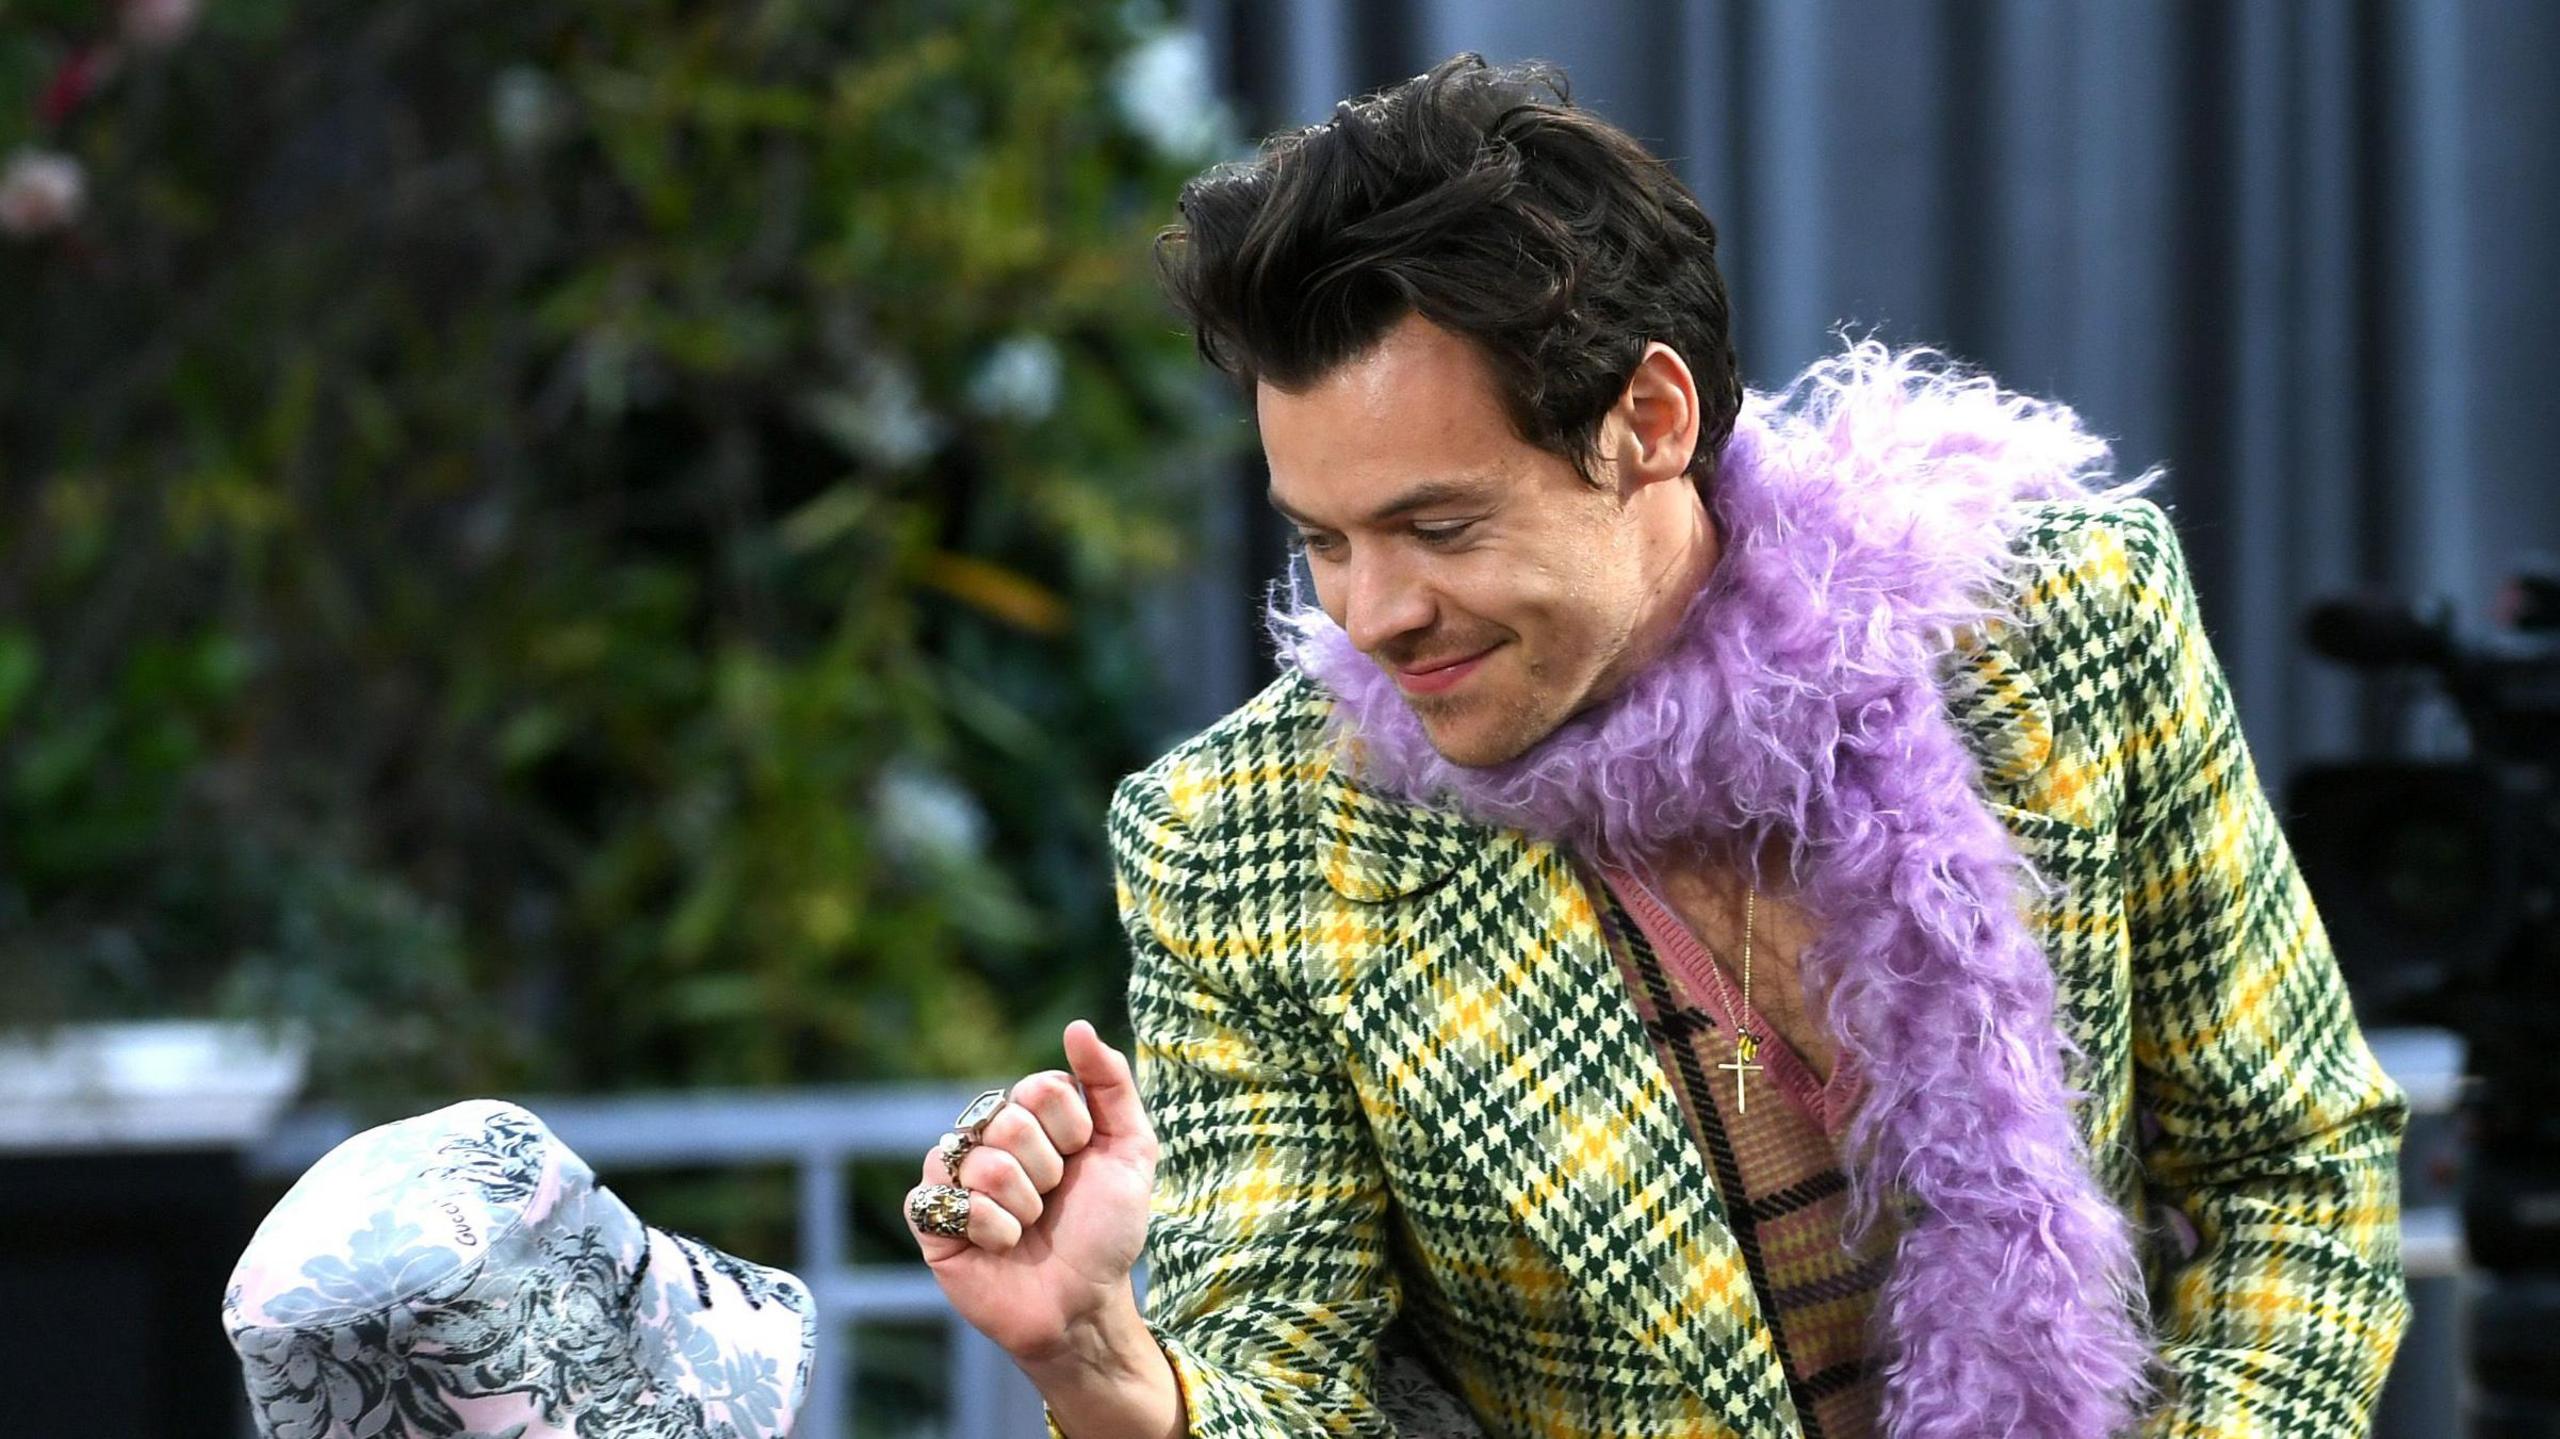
left=1155, top=53, right=1744, bottom=490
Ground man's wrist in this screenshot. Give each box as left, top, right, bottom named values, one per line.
left=1017, top=1290, right=1186, bottom=1439
left=1016, top=1289, right=1159, bottom=1387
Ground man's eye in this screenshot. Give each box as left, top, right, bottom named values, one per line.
left=1414, top=520, right=1476, bottom=545
left=1292, top=531, right=1341, bottom=556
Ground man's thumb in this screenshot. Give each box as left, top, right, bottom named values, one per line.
left=1063, top=1019, right=1150, bottom=1141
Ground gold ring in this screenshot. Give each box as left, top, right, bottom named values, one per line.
left=908, top=1183, right=971, bottom=1239
left=938, top=1130, right=977, bottom=1183
left=954, top=1087, right=1009, bottom=1139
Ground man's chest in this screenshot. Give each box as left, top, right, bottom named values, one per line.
left=1641, top=869, right=1838, bottom=1086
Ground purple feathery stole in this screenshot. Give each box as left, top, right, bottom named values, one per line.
left=1271, top=340, right=2165, bottom=1439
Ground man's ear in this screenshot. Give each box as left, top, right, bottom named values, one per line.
left=1616, top=341, right=1701, bottom=490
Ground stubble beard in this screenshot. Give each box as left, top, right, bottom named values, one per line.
left=1426, top=617, right=1656, bottom=769
left=1417, top=648, right=1575, bottom=769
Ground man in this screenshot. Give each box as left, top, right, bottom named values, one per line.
left=905, top=55, right=2410, bottom=1439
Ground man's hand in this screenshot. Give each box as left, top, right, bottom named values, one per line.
left=905, top=1019, right=1162, bottom=1367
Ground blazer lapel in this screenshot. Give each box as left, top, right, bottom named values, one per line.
left=1313, top=751, right=1488, bottom=902
left=1317, top=762, right=1803, bottom=1439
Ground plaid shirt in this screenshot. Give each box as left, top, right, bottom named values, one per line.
left=1069, top=498, right=2408, bottom=1438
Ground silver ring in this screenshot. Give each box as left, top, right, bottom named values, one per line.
left=954, top=1087, right=1009, bottom=1139
left=908, top=1183, right=971, bottom=1239
left=938, top=1130, right=977, bottom=1184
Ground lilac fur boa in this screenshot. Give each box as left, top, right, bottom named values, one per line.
left=1272, top=339, right=2166, bottom=1438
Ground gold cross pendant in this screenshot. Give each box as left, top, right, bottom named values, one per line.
left=1718, top=1031, right=1764, bottom=1116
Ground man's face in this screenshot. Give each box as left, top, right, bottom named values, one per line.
left=1261, top=314, right=1699, bottom=767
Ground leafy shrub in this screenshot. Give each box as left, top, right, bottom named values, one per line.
left=0, top=0, right=1241, bottom=1102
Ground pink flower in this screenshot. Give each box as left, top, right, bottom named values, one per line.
left=0, top=148, right=86, bottom=238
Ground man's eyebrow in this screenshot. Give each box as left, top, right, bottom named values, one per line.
left=1266, top=474, right=1499, bottom=529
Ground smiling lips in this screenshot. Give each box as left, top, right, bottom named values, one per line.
left=1394, top=646, right=1495, bottom=695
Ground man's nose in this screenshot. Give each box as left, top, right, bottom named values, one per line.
left=1340, top=551, right=1436, bottom=656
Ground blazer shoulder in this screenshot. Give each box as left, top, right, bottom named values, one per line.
left=1995, top=494, right=2189, bottom=648
left=2007, top=492, right=2174, bottom=583
left=1108, top=667, right=1336, bottom=860
left=1963, top=496, right=2207, bottom=824
left=1105, top=669, right=1345, bottom=984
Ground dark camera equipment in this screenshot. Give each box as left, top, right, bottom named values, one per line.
left=2291, top=562, right=2560, bottom=1438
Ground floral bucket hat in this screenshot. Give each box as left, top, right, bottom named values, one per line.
left=222, top=1098, right=817, bottom=1439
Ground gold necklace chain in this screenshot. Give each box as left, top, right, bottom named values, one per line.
left=1717, top=883, right=1763, bottom=1114
left=1740, top=883, right=1754, bottom=1008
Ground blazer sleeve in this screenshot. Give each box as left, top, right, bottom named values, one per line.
left=1045, top=765, right=1402, bottom=1438
left=2111, top=500, right=2413, bottom=1438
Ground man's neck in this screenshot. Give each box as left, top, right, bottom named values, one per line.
left=1619, top=482, right=1725, bottom=681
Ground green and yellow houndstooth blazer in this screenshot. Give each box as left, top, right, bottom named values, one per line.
left=1086, top=498, right=2410, bottom=1438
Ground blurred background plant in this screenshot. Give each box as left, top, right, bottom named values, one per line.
left=0, top=0, right=1240, bottom=1109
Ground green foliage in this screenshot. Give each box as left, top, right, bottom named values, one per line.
left=0, top=0, right=1242, bottom=1102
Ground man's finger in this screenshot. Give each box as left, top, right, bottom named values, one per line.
left=1009, top=1069, right=1096, bottom=1160
left=1062, top=1019, right=1150, bottom=1143
left=922, top=1144, right=1045, bottom=1231
left=981, top=1103, right=1065, bottom=1193
left=905, top=1183, right=1022, bottom=1256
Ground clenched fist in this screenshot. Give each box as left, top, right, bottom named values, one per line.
left=905, top=1019, right=1162, bottom=1369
